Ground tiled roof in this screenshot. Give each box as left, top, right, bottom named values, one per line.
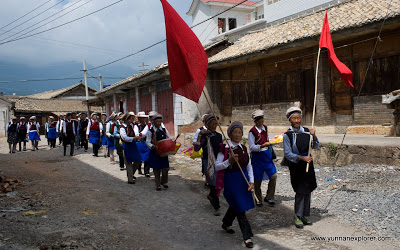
left=208, top=0, right=400, bottom=64
left=202, top=0, right=258, bottom=5
left=14, top=97, right=92, bottom=113
left=96, top=62, right=169, bottom=95
left=27, top=82, right=96, bottom=99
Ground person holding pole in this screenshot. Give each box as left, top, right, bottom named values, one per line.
left=283, top=107, right=319, bottom=229
left=248, top=110, right=277, bottom=207
left=194, top=114, right=222, bottom=216
left=215, top=121, right=255, bottom=248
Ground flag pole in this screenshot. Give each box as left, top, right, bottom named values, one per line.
left=202, top=90, right=259, bottom=203
left=306, top=47, right=321, bottom=172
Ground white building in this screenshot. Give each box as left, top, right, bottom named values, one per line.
left=187, top=0, right=345, bottom=45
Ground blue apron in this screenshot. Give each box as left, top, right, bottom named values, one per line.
left=251, top=150, right=277, bottom=181
left=29, top=131, right=40, bottom=141
left=148, top=149, right=169, bottom=169
left=123, top=142, right=141, bottom=163
left=223, top=170, right=255, bottom=212
left=136, top=141, right=150, bottom=161
left=47, top=127, right=58, bottom=139
left=101, top=134, right=108, bottom=146
left=89, top=130, right=100, bottom=144
left=107, top=137, right=116, bottom=150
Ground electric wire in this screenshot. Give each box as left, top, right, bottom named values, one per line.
left=0, top=0, right=52, bottom=31
left=0, top=0, right=88, bottom=42
left=0, top=76, right=124, bottom=84
left=0, top=0, right=67, bottom=37
left=0, top=0, right=124, bottom=45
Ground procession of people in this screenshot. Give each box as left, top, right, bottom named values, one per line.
left=4, top=107, right=319, bottom=248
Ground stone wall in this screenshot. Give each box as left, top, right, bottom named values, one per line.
left=354, top=95, right=393, bottom=125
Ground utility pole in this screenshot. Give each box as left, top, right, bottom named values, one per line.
left=138, top=62, right=149, bottom=73
left=99, top=74, right=103, bottom=90
left=83, top=60, right=90, bottom=115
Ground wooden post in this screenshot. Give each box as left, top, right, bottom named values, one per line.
left=83, top=60, right=90, bottom=115
left=306, top=48, right=321, bottom=173
left=202, top=90, right=259, bottom=203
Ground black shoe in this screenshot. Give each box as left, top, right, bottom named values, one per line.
left=120, top=168, right=125, bottom=171
left=221, top=224, right=235, bottom=234
left=264, top=197, right=276, bottom=207
left=244, top=239, right=253, bottom=248
left=128, top=181, right=135, bottom=184
left=256, top=202, right=263, bottom=207
left=161, top=183, right=168, bottom=189
left=156, top=186, right=161, bottom=191
left=145, top=174, right=150, bottom=177
left=132, top=176, right=137, bottom=180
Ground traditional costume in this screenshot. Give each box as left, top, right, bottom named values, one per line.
left=114, top=113, right=125, bottom=170
left=120, top=112, right=142, bottom=184
left=106, top=113, right=117, bottom=163
left=6, top=117, right=18, bottom=153
left=27, top=116, right=40, bottom=151
left=146, top=114, right=170, bottom=191
left=86, top=114, right=103, bottom=157
left=47, top=116, right=58, bottom=148
left=100, top=114, right=108, bottom=157
left=78, top=113, right=89, bottom=151
left=136, top=111, right=150, bottom=176
left=17, top=117, right=27, bottom=151
left=193, top=114, right=222, bottom=215
left=62, top=113, right=76, bottom=156
left=57, top=115, right=64, bottom=145
left=248, top=110, right=277, bottom=207
left=283, top=107, right=319, bottom=229
left=215, top=121, right=255, bottom=248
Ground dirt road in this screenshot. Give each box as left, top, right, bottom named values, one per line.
left=0, top=138, right=397, bottom=249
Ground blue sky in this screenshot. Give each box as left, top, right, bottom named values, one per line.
left=0, top=0, right=193, bottom=95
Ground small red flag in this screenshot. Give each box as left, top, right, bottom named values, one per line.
left=319, top=11, right=353, bottom=87
left=160, top=0, right=208, bottom=103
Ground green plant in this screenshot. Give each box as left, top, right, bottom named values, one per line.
left=241, top=137, right=247, bottom=145
left=327, top=142, right=338, bottom=159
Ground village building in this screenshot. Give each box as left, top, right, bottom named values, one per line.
left=203, top=0, right=400, bottom=135
left=188, top=0, right=343, bottom=45
left=0, top=82, right=100, bottom=137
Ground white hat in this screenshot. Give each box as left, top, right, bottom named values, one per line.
left=286, top=107, right=302, bottom=120
left=137, top=111, right=148, bottom=118
left=148, top=111, right=158, bottom=117
left=251, top=110, right=264, bottom=121
left=30, top=116, right=36, bottom=120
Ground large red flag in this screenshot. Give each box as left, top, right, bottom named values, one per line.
left=160, top=0, right=208, bottom=103
left=319, top=11, right=353, bottom=87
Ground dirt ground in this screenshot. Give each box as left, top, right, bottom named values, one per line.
left=0, top=137, right=398, bottom=250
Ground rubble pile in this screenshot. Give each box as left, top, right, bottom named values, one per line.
left=0, top=173, right=21, bottom=193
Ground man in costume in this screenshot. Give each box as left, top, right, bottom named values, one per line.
left=17, top=117, right=28, bottom=151
left=62, top=113, right=76, bottom=156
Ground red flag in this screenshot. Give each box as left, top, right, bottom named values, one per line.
left=160, top=0, right=208, bottom=103
left=319, top=11, right=353, bottom=87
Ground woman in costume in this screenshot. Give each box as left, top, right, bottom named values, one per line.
left=17, top=117, right=28, bottom=151
left=120, top=112, right=142, bottom=184
left=86, top=113, right=103, bottom=157
left=100, top=113, right=109, bottom=158
left=145, top=114, right=171, bottom=191
left=47, top=116, right=58, bottom=149
left=215, top=121, right=255, bottom=248
left=27, top=116, right=40, bottom=151
left=283, top=107, right=319, bottom=229
left=6, top=116, right=19, bottom=153
left=114, top=112, right=125, bottom=171
left=248, top=110, right=277, bottom=207
left=194, top=114, right=222, bottom=216
left=106, top=113, right=117, bottom=163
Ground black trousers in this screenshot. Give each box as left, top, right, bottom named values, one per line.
left=92, top=143, right=100, bottom=156
left=18, top=133, right=26, bottom=151
left=223, top=206, right=253, bottom=240
left=115, top=139, right=124, bottom=168
left=138, top=161, right=150, bottom=174
left=63, top=134, right=75, bottom=156
left=80, top=132, right=88, bottom=150
left=294, top=193, right=311, bottom=217
left=49, top=139, right=56, bottom=148
left=208, top=186, right=220, bottom=210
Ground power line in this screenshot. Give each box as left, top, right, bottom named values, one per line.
left=0, top=0, right=124, bottom=46
left=0, top=0, right=88, bottom=42
left=0, top=0, right=67, bottom=37
left=88, top=0, right=249, bottom=71
left=0, top=76, right=125, bottom=83
left=0, top=0, right=52, bottom=31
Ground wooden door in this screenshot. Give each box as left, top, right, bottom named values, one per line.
left=140, top=94, right=152, bottom=113
left=332, top=69, right=352, bottom=115
left=301, top=69, right=315, bottom=124
left=157, top=89, right=174, bottom=136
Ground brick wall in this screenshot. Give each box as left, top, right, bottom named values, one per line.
left=354, top=95, right=393, bottom=125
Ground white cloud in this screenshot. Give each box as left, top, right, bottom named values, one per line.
left=0, top=0, right=193, bottom=72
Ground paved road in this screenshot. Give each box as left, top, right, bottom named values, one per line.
left=0, top=137, right=397, bottom=249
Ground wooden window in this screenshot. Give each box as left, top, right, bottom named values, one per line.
left=228, top=18, right=237, bottom=30
left=353, top=55, right=400, bottom=95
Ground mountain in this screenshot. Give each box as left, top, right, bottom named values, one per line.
left=0, top=61, right=136, bottom=95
